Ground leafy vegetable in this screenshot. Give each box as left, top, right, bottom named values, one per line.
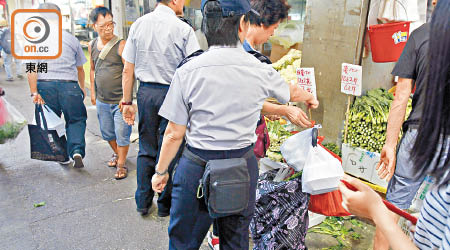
left=346, top=88, right=412, bottom=153
left=0, top=121, right=26, bottom=144
left=284, top=170, right=302, bottom=181
left=34, top=202, right=46, bottom=208
left=309, top=217, right=364, bottom=249
left=323, top=143, right=341, bottom=157
left=266, top=119, right=292, bottom=162
left=272, top=49, right=302, bottom=84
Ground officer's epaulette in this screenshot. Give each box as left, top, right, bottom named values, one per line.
left=247, top=50, right=272, bottom=65
left=177, top=50, right=205, bottom=68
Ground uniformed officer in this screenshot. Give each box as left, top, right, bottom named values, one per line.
left=121, top=0, right=200, bottom=217
left=151, top=0, right=318, bottom=249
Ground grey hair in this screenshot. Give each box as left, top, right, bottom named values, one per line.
left=38, top=3, right=61, bottom=12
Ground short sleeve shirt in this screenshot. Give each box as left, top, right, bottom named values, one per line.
left=122, top=5, right=200, bottom=85
left=34, top=31, right=87, bottom=81
left=391, top=23, right=430, bottom=129
left=159, top=45, right=290, bottom=150
left=414, top=181, right=450, bottom=249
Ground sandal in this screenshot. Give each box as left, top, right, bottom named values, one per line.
left=115, top=165, right=128, bottom=180
left=108, top=154, right=118, bottom=167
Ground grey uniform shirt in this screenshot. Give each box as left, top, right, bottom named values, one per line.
left=36, top=31, right=87, bottom=81
left=122, top=5, right=200, bottom=84
left=159, top=45, right=291, bottom=150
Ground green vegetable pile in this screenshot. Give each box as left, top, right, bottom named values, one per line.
left=266, top=119, right=292, bottom=162
left=346, top=88, right=412, bottom=153
left=323, top=143, right=342, bottom=157
left=0, top=121, right=26, bottom=144
left=309, top=217, right=364, bottom=250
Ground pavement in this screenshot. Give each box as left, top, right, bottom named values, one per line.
left=0, top=69, right=375, bottom=250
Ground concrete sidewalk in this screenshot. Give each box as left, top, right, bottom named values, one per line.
left=0, top=73, right=178, bottom=250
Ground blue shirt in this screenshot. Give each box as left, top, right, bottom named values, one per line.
left=36, top=31, right=87, bottom=81
left=122, top=5, right=200, bottom=85
left=243, top=40, right=255, bottom=52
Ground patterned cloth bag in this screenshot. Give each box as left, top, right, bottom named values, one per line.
left=250, top=170, right=310, bottom=250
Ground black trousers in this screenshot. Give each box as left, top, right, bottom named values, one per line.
left=135, top=82, right=183, bottom=214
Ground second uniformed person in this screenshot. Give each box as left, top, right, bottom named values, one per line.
left=121, top=0, right=200, bottom=217
left=151, top=0, right=319, bottom=248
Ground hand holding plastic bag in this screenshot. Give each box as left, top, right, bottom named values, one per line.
left=0, top=97, right=27, bottom=144
left=31, top=105, right=65, bottom=137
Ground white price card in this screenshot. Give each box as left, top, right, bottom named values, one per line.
left=296, top=68, right=317, bottom=99
left=341, top=63, right=362, bottom=96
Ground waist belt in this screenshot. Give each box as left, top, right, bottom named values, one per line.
left=139, top=81, right=169, bottom=89
left=38, top=79, right=77, bottom=83
left=182, top=146, right=254, bottom=167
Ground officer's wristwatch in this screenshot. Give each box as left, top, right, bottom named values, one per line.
left=30, top=92, right=38, bottom=97
left=155, top=168, right=168, bottom=176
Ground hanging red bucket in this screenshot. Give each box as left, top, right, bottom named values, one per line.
left=368, top=21, right=411, bottom=63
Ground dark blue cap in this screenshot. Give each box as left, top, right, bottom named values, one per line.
left=201, top=0, right=259, bottom=17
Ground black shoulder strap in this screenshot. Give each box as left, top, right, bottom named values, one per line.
left=247, top=50, right=272, bottom=65
left=178, top=50, right=205, bottom=68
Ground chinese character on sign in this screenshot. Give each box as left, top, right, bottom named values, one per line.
left=296, top=67, right=317, bottom=99
left=341, top=63, right=362, bottom=96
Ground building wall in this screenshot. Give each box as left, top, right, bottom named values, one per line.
left=301, top=0, right=369, bottom=143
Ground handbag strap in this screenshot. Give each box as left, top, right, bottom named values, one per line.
left=93, top=36, right=121, bottom=76
left=182, top=146, right=255, bottom=167
left=34, top=104, right=49, bottom=131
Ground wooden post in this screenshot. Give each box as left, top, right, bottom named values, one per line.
left=344, top=95, right=351, bottom=144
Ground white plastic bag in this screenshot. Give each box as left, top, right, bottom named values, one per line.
left=259, top=158, right=291, bottom=182
left=280, top=128, right=314, bottom=171
left=302, top=146, right=344, bottom=195
left=31, top=105, right=65, bottom=137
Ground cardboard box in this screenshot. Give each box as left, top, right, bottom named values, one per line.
left=342, top=143, right=388, bottom=188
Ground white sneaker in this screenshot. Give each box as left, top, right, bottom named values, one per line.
left=207, top=231, right=219, bottom=250
left=73, top=153, right=84, bottom=168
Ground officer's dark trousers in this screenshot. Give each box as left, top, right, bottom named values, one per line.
left=168, top=145, right=258, bottom=250
left=135, top=82, right=182, bottom=214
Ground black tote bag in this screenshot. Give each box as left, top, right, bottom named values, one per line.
left=28, top=105, right=69, bottom=162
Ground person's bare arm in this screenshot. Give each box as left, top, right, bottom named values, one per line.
left=77, top=66, right=86, bottom=98
left=339, top=175, right=418, bottom=250
left=377, top=78, right=412, bottom=180
left=27, top=71, right=44, bottom=104
left=152, top=122, right=187, bottom=193
left=289, top=83, right=319, bottom=109
left=88, top=41, right=96, bottom=105
left=118, top=40, right=126, bottom=64
left=121, top=61, right=136, bottom=125
left=261, top=102, right=311, bottom=127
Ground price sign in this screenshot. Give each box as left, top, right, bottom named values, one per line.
left=341, top=63, right=362, bottom=96
left=296, top=68, right=317, bottom=99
